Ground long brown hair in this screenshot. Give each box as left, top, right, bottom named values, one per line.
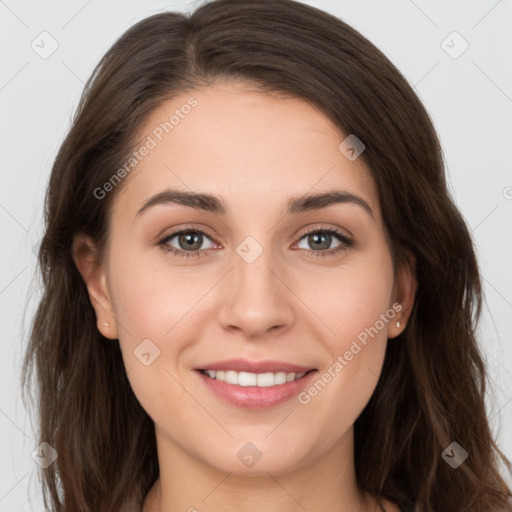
left=22, top=1, right=512, bottom=510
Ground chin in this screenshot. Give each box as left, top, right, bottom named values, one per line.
left=200, top=443, right=309, bottom=477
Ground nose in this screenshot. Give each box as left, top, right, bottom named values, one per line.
left=217, top=242, right=296, bottom=340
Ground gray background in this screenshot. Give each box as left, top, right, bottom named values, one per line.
left=1, top=0, right=511, bottom=510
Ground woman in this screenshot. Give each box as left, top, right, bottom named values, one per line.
left=22, top=0, right=512, bottom=511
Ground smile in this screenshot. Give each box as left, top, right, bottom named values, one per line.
left=199, top=369, right=313, bottom=387
left=195, top=367, right=318, bottom=409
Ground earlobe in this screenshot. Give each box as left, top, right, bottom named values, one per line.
left=389, top=251, right=417, bottom=339
left=72, top=233, right=119, bottom=340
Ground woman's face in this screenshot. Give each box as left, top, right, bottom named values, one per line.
left=77, top=80, right=414, bottom=475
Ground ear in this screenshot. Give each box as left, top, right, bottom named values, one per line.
left=388, top=250, right=417, bottom=339
left=72, top=232, right=119, bottom=339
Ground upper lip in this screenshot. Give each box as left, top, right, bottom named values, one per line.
left=195, top=358, right=316, bottom=374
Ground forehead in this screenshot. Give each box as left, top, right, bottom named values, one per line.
left=113, top=80, right=379, bottom=219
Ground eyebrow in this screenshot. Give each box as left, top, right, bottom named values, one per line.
left=134, top=188, right=374, bottom=219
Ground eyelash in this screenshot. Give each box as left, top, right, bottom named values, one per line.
left=157, top=225, right=354, bottom=259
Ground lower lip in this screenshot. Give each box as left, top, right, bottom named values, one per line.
left=195, top=370, right=318, bottom=409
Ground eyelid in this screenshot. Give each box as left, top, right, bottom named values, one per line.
left=299, top=224, right=353, bottom=240
left=156, top=224, right=218, bottom=244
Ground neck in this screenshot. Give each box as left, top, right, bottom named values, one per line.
left=143, top=425, right=391, bottom=512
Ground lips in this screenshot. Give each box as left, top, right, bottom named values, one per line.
left=194, top=358, right=318, bottom=409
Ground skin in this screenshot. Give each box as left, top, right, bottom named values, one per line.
left=73, top=80, right=416, bottom=512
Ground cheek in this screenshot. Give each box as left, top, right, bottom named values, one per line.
left=108, top=242, right=210, bottom=342
left=106, top=242, right=232, bottom=413
left=295, top=251, right=394, bottom=428
left=306, top=249, right=395, bottom=344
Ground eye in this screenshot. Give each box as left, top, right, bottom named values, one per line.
left=294, top=227, right=353, bottom=257
left=158, top=228, right=217, bottom=258
left=157, top=225, right=353, bottom=258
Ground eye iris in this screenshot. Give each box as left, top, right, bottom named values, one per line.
left=179, top=232, right=202, bottom=251
left=309, top=232, right=331, bottom=250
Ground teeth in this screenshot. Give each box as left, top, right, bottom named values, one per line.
left=239, top=371, right=257, bottom=386
left=202, top=369, right=309, bottom=386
